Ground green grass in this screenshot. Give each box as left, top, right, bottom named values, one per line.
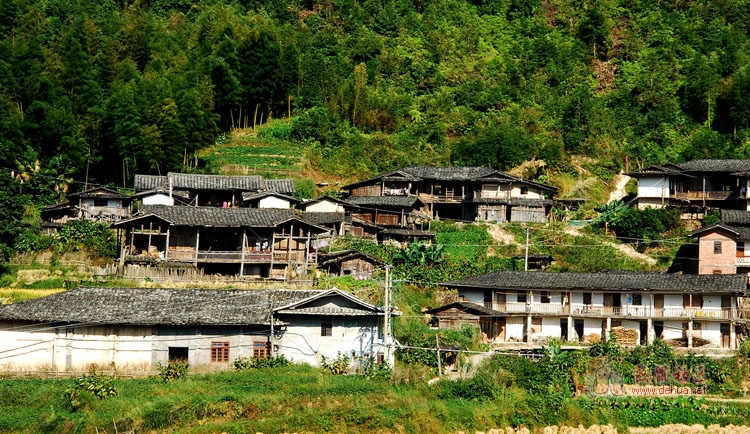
left=1, top=364, right=749, bottom=434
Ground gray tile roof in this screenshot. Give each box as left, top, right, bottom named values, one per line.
left=380, top=228, right=435, bottom=237
left=678, top=159, right=750, bottom=173
left=274, top=289, right=384, bottom=316
left=0, top=287, right=319, bottom=325
left=241, top=191, right=300, bottom=204
left=263, top=179, right=296, bottom=194
left=424, top=301, right=500, bottom=316
left=687, top=223, right=740, bottom=238
left=442, top=271, right=748, bottom=294
left=68, top=187, right=131, bottom=200
left=168, top=172, right=262, bottom=190
left=401, top=166, right=497, bottom=180
left=133, top=175, right=167, bottom=191
left=346, top=195, right=423, bottom=207
left=0, top=287, right=382, bottom=325
left=300, top=212, right=346, bottom=225
left=123, top=205, right=297, bottom=227
left=721, top=210, right=750, bottom=225
left=318, top=249, right=385, bottom=267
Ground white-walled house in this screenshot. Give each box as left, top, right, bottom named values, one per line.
left=434, top=271, right=748, bottom=349
left=0, top=287, right=390, bottom=374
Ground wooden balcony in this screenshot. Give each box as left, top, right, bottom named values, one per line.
left=154, top=250, right=310, bottom=264
left=479, top=301, right=738, bottom=320
left=673, top=191, right=736, bottom=201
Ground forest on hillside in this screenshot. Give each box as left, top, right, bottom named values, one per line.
left=2, top=0, right=750, bottom=191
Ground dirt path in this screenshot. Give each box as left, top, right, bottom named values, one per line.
left=565, top=227, right=658, bottom=265
left=608, top=173, right=631, bottom=204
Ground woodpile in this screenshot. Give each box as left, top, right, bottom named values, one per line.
left=611, top=326, right=639, bottom=346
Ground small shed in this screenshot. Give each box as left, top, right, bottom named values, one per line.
left=318, top=250, right=385, bottom=279
left=425, top=302, right=505, bottom=343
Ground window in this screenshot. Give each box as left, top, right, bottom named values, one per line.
left=632, top=294, right=642, bottom=306
left=516, top=291, right=527, bottom=303
left=321, top=318, right=333, bottom=337
left=94, top=198, right=108, bottom=207
left=540, top=291, right=550, bottom=304
left=168, top=346, right=188, bottom=362
left=714, top=241, right=722, bottom=254
left=583, top=292, right=592, bottom=305
left=210, top=342, right=230, bottom=363
left=253, top=341, right=270, bottom=359
left=520, top=187, right=529, bottom=195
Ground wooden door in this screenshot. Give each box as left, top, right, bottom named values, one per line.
left=494, top=292, right=506, bottom=311
left=604, top=293, right=613, bottom=314
left=654, top=294, right=664, bottom=317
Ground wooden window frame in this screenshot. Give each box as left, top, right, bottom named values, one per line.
left=714, top=241, right=722, bottom=254
left=583, top=292, right=592, bottom=305
left=321, top=318, right=333, bottom=337
left=632, top=294, right=642, bottom=306
left=253, top=341, right=270, bottom=359
left=540, top=291, right=550, bottom=304
left=210, top=341, right=230, bottom=363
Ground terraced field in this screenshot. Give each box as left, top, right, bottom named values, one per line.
left=199, top=133, right=305, bottom=175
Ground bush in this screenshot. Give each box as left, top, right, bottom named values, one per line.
left=320, top=352, right=351, bottom=375
left=233, top=355, right=291, bottom=370
left=157, top=361, right=189, bottom=382
left=64, top=374, right=117, bottom=409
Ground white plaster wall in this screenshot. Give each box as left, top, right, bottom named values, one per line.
left=539, top=317, right=561, bottom=339
left=662, top=321, right=684, bottom=340
left=638, top=176, right=669, bottom=198
left=258, top=196, right=291, bottom=209
left=143, top=194, right=174, bottom=206
left=664, top=295, right=684, bottom=309
left=505, top=317, right=525, bottom=341
left=0, top=323, right=154, bottom=373
left=583, top=319, right=603, bottom=338
left=107, top=199, right=122, bottom=207
left=698, top=322, right=722, bottom=345
left=277, top=315, right=381, bottom=367
left=305, top=200, right=345, bottom=213
left=510, top=185, right=544, bottom=199
left=458, top=289, right=484, bottom=304
left=702, top=295, right=721, bottom=309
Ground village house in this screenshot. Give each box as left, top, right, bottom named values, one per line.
left=687, top=209, right=750, bottom=275
left=40, top=187, right=133, bottom=230
left=432, top=271, right=747, bottom=349
left=627, top=159, right=750, bottom=214
left=113, top=205, right=330, bottom=279
left=133, top=172, right=296, bottom=208
left=318, top=250, right=385, bottom=280
left=340, top=166, right=557, bottom=223
left=0, top=287, right=391, bottom=373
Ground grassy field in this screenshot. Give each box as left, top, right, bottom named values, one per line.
left=1, top=364, right=749, bottom=434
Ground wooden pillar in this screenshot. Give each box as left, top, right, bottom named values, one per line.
left=270, top=232, right=276, bottom=274
left=164, top=226, right=171, bottom=260
left=240, top=229, right=246, bottom=276
left=147, top=221, right=153, bottom=253
left=730, top=321, right=737, bottom=349
left=688, top=320, right=693, bottom=348
left=194, top=228, right=200, bottom=265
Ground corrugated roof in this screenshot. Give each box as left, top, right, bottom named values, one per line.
left=442, top=271, right=748, bottom=294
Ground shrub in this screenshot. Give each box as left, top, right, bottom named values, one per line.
left=64, top=374, right=117, bottom=409
left=321, top=352, right=351, bottom=375
left=233, top=355, right=291, bottom=370
left=157, top=361, right=189, bottom=382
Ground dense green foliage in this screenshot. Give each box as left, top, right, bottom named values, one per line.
left=4, top=0, right=750, bottom=187
left=14, top=219, right=118, bottom=259
left=0, top=357, right=749, bottom=433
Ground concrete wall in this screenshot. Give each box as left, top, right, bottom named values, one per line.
left=304, top=200, right=346, bottom=214
left=505, top=317, right=525, bottom=341
left=637, top=176, right=669, bottom=199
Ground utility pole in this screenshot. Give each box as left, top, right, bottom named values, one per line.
left=524, top=225, right=530, bottom=272
left=383, top=265, right=393, bottom=366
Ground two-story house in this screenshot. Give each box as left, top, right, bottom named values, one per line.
left=431, top=271, right=747, bottom=349
left=340, top=166, right=557, bottom=223
left=133, top=173, right=296, bottom=208
left=627, top=159, right=750, bottom=214
left=688, top=209, right=750, bottom=275
left=113, top=205, right=330, bottom=279
left=41, top=187, right=133, bottom=230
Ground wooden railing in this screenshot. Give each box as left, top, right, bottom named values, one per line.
left=476, top=301, right=737, bottom=319
left=673, top=191, right=736, bottom=200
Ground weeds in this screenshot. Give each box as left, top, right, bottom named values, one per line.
left=157, top=361, right=189, bottom=382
